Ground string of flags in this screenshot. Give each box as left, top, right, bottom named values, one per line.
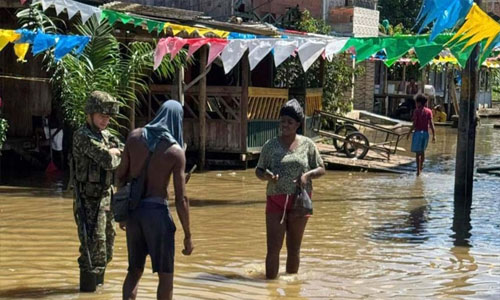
left=153, top=37, right=349, bottom=74
left=10, top=0, right=500, bottom=70
left=40, top=0, right=101, bottom=24
left=0, top=29, right=90, bottom=62
left=416, top=0, right=500, bottom=63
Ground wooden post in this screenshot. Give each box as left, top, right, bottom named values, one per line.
left=198, top=46, right=208, bottom=171
left=383, top=64, right=389, bottom=115
left=401, top=64, right=407, bottom=93
left=148, top=91, right=152, bottom=121
left=351, top=56, right=356, bottom=102
left=449, top=72, right=460, bottom=116
left=173, top=66, right=185, bottom=105
left=129, top=84, right=136, bottom=131
left=319, top=58, right=326, bottom=87
left=240, top=51, right=249, bottom=155
left=453, top=0, right=480, bottom=245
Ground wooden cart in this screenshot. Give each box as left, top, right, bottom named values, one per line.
left=311, top=110, right=412, bottom=160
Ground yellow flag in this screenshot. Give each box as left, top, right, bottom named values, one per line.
left=0, top=29, right=21, bottom=51
left=449, top=3, right=500, bottom=51
left=163, top=23, right=229, bottom=38
left=14, top=43, right=29, bottom=62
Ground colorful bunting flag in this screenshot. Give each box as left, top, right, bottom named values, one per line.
left=297, top=40, right=327, bottom=72
left=448, top=3, right=500, bottom=61
left=416, top=0, right=473, bottom=41
left=273, top=40, right=298, bottom=67
left=207, top=39, right=229, bottom=66
left=40, top=0, right=101, bottom=24
left=0, top=28, right=90, bottom=62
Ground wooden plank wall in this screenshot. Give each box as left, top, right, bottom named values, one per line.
left=184, top=119, right=241, bottom=152
left=0, top=8, right=52, bottom=137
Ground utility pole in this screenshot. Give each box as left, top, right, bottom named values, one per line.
left=453, top=0, right=481, bottom=244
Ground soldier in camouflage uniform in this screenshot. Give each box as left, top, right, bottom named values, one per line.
left=72, top=91, right=123, bottom=292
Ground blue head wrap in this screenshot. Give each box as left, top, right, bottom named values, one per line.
left=142, top=100, right=184, bottom=151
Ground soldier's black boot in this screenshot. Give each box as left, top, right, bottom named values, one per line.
left=79, top=270, right=97, bottom=292
left=96, top=269, right=105, bottom=286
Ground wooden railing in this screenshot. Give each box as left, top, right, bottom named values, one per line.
left=304, top=88, right=323, bottom=116
left=247, top=87, right=289, bottom=120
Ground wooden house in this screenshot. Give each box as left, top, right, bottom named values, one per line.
left=0, top=1, right=53, bottom=156
left=102, top=2, right=325, bottom=168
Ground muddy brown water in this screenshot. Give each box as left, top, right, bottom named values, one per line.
left=1, top=124, right=499, bottom=299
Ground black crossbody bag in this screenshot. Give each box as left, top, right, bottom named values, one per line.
left=113, top=151, right=153, bottom=222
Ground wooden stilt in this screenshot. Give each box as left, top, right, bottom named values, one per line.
left=240, top=51, right=249, bottom=157
left=199, top=46, right=208, bottom=170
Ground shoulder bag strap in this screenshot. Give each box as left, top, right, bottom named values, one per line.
left=139, top=151, right=154, bottom=198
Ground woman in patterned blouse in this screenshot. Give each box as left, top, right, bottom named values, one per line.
left=255, top=99, right=325, bottom=279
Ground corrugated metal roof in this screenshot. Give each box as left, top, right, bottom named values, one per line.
left=101, top=1, right=280, bottom=36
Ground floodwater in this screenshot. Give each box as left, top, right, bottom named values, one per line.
left=1, top=123, right=499, bottom=299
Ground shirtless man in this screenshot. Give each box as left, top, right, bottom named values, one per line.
left=116, top=100, right=193, bottom=300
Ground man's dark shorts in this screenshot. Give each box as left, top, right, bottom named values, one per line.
left=126, top=201, right=176, bottom=273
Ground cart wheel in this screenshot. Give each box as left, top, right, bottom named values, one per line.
left=344, top=132, right=370, bottom=159
left=334, top=124, right=358, bottom=151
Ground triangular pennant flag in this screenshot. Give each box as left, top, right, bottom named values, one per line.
left=65, top=0, right=80, bottom=19
left=147, top=20, right=162, bottom=33
left=132, top=16, right=144, bottom=27
left=325, top=38, right=349, bottom=61
left=414, top=45, right=444, bottom=68
left=167, top=37, right=188, bottom=61
left=186, top=38, right=210, bottom=58
left=0, top=30, right=20, bottom=51
left=248, top=39, right=276, bottom=70
left=78, top=4, right=100, bottom=24
left=41, top=0, right=55, bottom=11
left=14, top=43, right=29, bottom=62
left=298, top=40, right=327, bottom=72
left=32, top=32, right=58, bottom=55
left=54, top=0, right=65, bottom=16
left=119, top=13, right=133, bottom=25
left=220, top=40, right=250, bottom=74
left=273, top=40, right=298, bottom=67
left=54, top=35, right=90, bottom=60
left=103, top=10, right=119, bottom=25
left=207, top=39, right=229, bottom=66
left=154, top=38, right=168, bottom=70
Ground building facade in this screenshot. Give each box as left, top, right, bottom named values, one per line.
left=484, top=0, right=500, bottom=17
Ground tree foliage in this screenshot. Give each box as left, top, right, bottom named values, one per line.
left=17, top=4, right=187, bottom=131
left=378, top=0, right=423, bottom=32
left=274, top=10, right=364, bottom=114
left=0, top=118, right=8, bottom=151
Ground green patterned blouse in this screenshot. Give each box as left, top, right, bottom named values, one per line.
left=257, top=135, right=324, bottom=196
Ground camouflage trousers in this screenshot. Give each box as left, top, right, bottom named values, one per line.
left=74, top=195, right=116, bottom=274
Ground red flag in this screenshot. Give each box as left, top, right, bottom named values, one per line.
left=20, top=0, right=28, bottom=5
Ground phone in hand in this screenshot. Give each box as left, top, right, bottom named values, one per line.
left=265, top=169, right=275, bottom=177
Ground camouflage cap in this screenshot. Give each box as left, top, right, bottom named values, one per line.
left=85, top=91, right=120, bottom=115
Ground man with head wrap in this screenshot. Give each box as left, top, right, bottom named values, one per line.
left=116, top=100, right=193, bottom=300
left=255, top=99, right=325, bottom=279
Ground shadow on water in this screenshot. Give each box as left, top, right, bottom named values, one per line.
left=0, top=287, right=79, bottom=299
left=194, top=272, right=267, bottom=283
left=189, top=196, right=426, bottom=207
left=368, top=204, right=430, bottom=243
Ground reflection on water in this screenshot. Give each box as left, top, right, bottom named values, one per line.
left=1, top=125, right=499, bottom=299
